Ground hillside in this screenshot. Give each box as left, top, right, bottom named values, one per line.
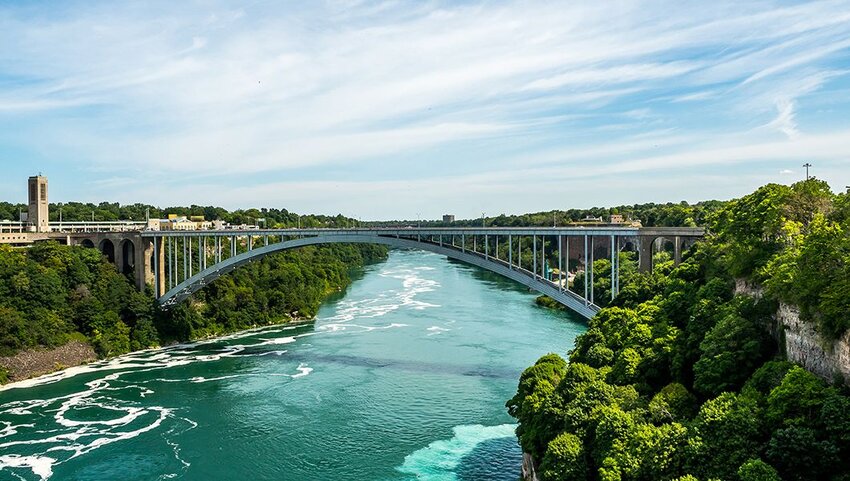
left=508, top=180, right=850, bottom=481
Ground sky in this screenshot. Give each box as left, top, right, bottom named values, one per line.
left=1, top=0, right=849, bottom=220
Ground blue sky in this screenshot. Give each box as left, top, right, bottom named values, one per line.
left=1, top=0, right=849, bottom=219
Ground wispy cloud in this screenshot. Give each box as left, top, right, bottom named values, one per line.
left=0, top=0, right=849, bottom=216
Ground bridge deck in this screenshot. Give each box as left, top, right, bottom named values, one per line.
left=140, top=226, right=704, bottom=238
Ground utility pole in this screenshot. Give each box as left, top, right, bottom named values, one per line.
left=553, top=211, right=556, bottom=227
left=482, top=213, right=486, bottom=227
left=803, top=162, right=812, bottom=180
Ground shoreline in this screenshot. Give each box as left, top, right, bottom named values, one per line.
left=0, top=316, right=316, bottom=389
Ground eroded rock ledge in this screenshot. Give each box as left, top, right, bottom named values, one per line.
left=735, top=279, right=850, bottom=385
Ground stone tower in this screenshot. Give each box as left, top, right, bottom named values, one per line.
left=27, top=175, right=49, bottom=233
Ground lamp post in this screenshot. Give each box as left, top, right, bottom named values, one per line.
left=803, top=162, right=812, bottom=180
left=482, top=212, right=486, bottom=227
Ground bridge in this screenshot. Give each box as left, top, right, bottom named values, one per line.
left=1, top=224, right=702, bottom=319
left=2, top=175, right=704, bottom=319
left=139, top=226, right=703, bottom=319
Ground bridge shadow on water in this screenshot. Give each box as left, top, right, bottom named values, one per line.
left=456, top=435, right=523, bottom=481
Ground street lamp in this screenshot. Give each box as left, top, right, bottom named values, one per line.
left=481, top=212, right=486, bottom=227
left=803, top=162, right=812, bottom=180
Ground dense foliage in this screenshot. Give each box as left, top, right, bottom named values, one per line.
left=0, top=241, right=386, bottom=378
left=509, top=180, right=850, bottom=481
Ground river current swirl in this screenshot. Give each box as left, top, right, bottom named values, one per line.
left=0, top=250, right=585, bottom=480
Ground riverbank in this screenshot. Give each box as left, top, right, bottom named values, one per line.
left=0, top=316, right=318, bottom=386
left=0, top=340, right=96, bottom=383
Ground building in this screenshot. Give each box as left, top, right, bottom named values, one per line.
left=28, top=175, right=49, bottom=233
left=159, top=216, right=197, bottom=231
left=610, top=214, right=625, bottom=224
left=442, top=214, right=455, bottom=223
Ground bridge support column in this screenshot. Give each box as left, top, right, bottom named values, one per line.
left=137, top=236, right=154, bottom=293
left=541, top=236, right=546, bottom=280
left=114, top=238, right=125, bottom=274
left=611, top=235, right=616, bottom=301
left=558, top=236, right=562, bottom=291
left=673, top=236, right=682, bottom=265
left=508, top=235, right=512, bottom=268
left=638, top=236, right=653, bottom=272
left=584, top=235, right=588, bottom=304
left=533, top=235, right=537, bottom=279
left=590, top=236, right=594, bottom=305
left=565, top=235, right=570, bottom=291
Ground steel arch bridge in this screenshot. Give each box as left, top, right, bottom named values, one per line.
left=141, top=227, right=703, bottom=319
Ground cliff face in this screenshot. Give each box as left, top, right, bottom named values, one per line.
left=735, top=279, right=850, bottom=385
left=522, top=452, right=541, bottom=481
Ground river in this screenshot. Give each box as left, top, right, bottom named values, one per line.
left=0, top=250, right=586, bottom=481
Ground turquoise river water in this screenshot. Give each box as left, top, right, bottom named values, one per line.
left=0, top=250, right=586, bottom=481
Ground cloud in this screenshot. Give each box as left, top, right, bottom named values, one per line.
left=1, top=0, right=849, bottom=215
left=779, top=169, right=794, bottom=175
left=768, top=99, right=800, bottom=140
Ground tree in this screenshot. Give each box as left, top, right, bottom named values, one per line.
left=737, top=459, right=780, bottom=481
left=693, top=313, right=772, bottom=397
left=765, top=426, right=838, bottom=481
left=765, top=366, right=832, bottom=429
left=540, top=432, right=588, bottom=481
left=686, top=392, right=764, bottom=480
left=649, top=383, right=698, bottom=423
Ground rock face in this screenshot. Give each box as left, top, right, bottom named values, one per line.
left=775, top=302, right=850, bottom=384
left=522, top=452, right=541, bottom=481
left=0, top=340, right=97, bottom=382
left=735, top=279, right=850, bottom=385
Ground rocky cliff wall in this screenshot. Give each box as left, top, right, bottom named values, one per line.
left=735, top=279, right=850, bottom=385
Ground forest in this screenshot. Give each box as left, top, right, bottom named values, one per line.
left=509, top=180, right=850, bottom=481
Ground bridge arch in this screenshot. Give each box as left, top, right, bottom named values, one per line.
left=79, top=239, right=95, bottom=248
left=98, top=239, right=116, bottom=264
left=157, top=234, right=600, bottom=318
left=119, top=238, right=136, bottom=275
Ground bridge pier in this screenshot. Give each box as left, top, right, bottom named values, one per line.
left=639, top=236, right=653, bottom=272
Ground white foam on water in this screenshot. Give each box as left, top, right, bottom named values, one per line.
left=291, top=363, right=313, bottom=379
left=0, top=422, right=34, bottom=438
left=426, top=326, right=450, bottom=336
left=256, top=336, right=296, bottom=346
left=189, top=375, right=242, bottom=383
left=396, top=424, right=517, bottom=481
left=0, top=454, right=56, bottom=480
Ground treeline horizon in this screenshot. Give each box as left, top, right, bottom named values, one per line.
left=0, top=198, right=727, bottom=228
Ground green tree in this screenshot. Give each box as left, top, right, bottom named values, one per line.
left=540, top=432, right=587, bottom=481
left=737, top=459, right=780, bottom=481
